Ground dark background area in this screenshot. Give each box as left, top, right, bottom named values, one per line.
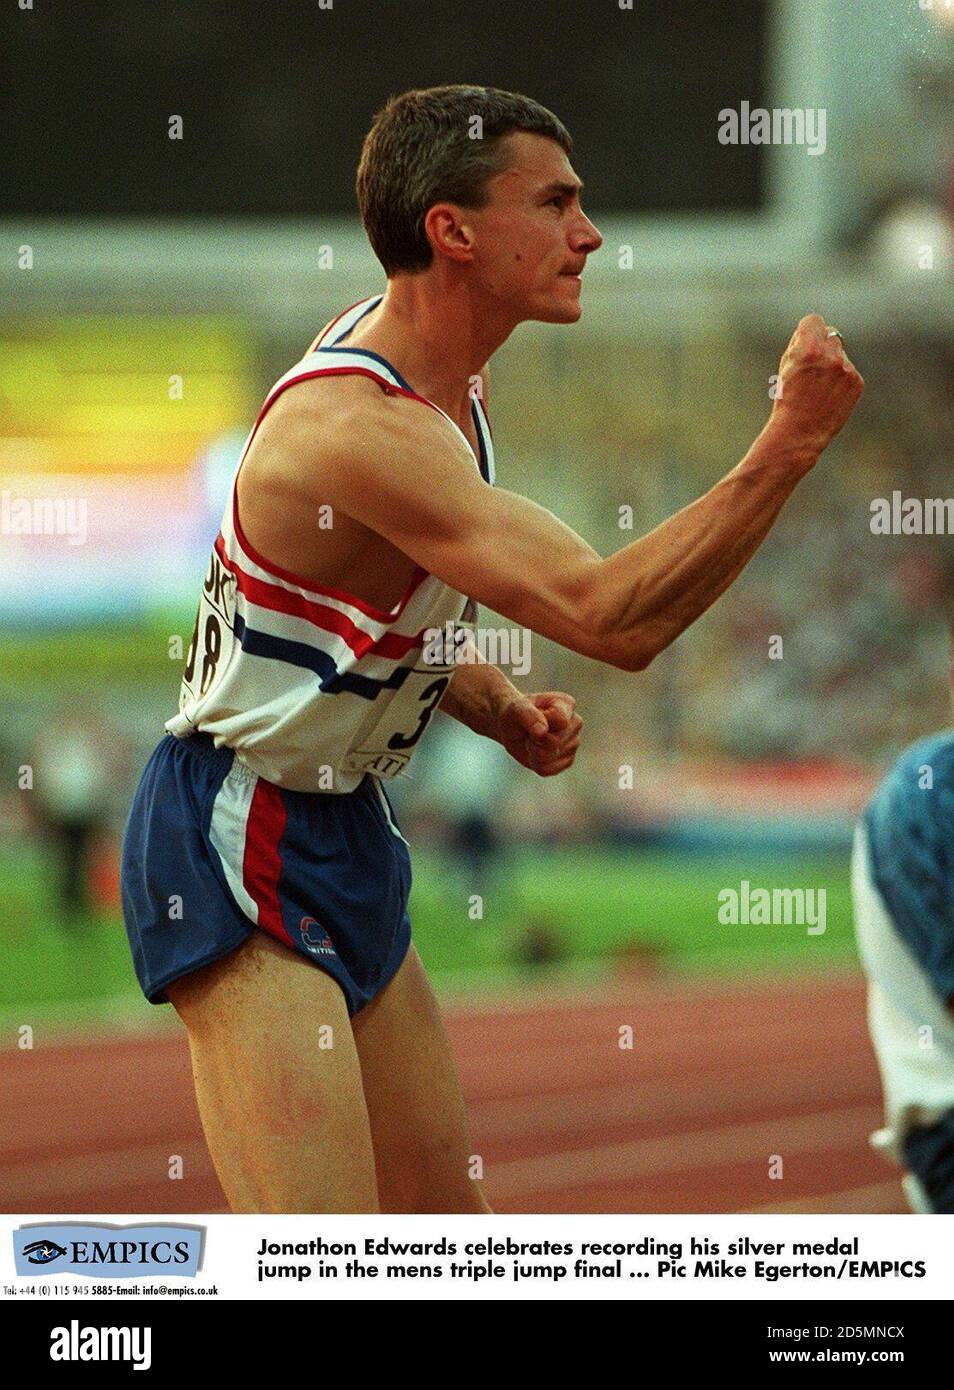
left=2, top=0, right=768, bottom=216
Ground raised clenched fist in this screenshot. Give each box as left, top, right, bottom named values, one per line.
left=769, top=313, right=864, bottom=458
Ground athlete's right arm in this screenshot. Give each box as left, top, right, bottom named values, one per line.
left=289, top=315, right=863, bottom=672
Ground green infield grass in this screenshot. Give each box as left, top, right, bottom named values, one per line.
left=0, top=842, right=859, bottom=1025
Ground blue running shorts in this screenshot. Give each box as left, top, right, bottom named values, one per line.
left=120, top=733, right=412, bottom=1015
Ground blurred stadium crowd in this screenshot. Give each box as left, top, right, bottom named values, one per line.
left=410, top=303, right=954, bottom=841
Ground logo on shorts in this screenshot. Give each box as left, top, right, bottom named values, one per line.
left=300, top=917, right=336, bottom=956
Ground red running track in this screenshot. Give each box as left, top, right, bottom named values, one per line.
left=1, top=969, right=906, bottom=1214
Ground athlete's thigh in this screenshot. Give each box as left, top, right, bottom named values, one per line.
left=352, top=944, right=491, bottom=1213
left=166, top=930, right=379, bottom=1214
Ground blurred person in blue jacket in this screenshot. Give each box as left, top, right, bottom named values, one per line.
left=852, top=730, right=954, bottom=1212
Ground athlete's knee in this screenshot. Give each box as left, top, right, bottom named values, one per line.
left=377, top=1140, right=491, bottom=1213
left=234, top=1167, right=382, bottom=1216
left=380, top=1179, right=490, bottom=1214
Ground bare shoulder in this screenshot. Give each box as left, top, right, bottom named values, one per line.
left=244, top=371, right=476, bottom=510
left=263, top=372, right=388, bottom=462
left=239, top=375, right=382, bottom=507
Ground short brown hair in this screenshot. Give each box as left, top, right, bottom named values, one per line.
left=356, top=84, right=573, bottom=276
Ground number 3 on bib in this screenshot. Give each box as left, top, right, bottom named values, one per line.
left=387, top=676, right=450, bottom=750
left=339, top=618, right=473, bottom=780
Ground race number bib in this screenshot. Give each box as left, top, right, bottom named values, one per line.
left=179, top=548, right=236, bottom=711
left=339, top=620, right=474, bottom=780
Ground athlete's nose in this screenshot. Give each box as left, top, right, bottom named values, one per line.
left=571, top=214, right=603, bottom=256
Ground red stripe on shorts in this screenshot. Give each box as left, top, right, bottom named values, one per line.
left=242, top=779, right=294, bottom=947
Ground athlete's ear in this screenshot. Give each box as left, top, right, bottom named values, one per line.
left=423, top=203, right=477, bottom=265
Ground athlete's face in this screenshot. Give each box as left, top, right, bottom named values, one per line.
left=470, top=132, right=603, bottom=323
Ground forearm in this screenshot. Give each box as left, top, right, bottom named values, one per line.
left=438, top=650, right=521, bottom=740
left=597, top=419, right=818, bottom=668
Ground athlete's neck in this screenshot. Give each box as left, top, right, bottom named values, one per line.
left=343, top=272, right=517, bottom=420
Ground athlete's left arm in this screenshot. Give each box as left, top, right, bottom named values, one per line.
left=439, top=614, right=584, bottom=778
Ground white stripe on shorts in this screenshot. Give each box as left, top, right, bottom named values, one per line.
left=372, top=777, right=409, bottom=846
left=208, top=761, right=260, bottom=923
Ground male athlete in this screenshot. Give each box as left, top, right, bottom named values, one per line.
left=121, top=85, right=864, bottom=1213
left=852, top=729, right=954, bottom=1213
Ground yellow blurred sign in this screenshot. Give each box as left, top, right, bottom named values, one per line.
left=0, top=315, right=256, bottom=476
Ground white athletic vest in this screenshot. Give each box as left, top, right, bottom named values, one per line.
left=165, top=295, right=496, bottom=793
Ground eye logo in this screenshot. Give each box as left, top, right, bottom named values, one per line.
left=22, top=1240, right=67, bottom=1265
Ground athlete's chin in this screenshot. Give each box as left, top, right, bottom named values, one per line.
left=532, top=286, right=584, bottom=324
left=542, top=304, right=583, bottom=325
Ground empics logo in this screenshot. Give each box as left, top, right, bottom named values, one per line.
left=50, top=1321, right=152, bottom=1371
left=14, top=1222, right=202, bottom=1279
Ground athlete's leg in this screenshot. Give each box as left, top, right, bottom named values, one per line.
left=165, top=930, right=379, bottom=1213
left=352, top=944, right=492, bottom=1214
